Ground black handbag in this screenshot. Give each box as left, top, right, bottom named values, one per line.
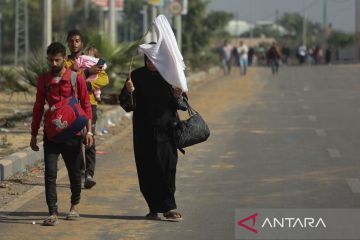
left=173, top=98, right=210, bottom=154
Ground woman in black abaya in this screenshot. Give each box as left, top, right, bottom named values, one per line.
left=119, top=55, right=184, bottom=221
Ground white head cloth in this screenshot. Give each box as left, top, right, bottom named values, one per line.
left=139, top=15, right=188, bottom=92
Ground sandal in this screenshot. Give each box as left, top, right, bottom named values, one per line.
left=145, top=212, right=161, bottom=220
left=163, top=211, right=182, bottom=222
left=66, top=209, right=80, bottom=220
left=42, top=215, right=58, bottom=226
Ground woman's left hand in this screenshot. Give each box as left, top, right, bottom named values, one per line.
left=173, top=87, right=183, bottom=99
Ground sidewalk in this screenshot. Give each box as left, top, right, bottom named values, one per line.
left=0, top=66, right=263, bottom=240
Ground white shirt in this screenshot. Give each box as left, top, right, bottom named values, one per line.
left=238, top=45, right=249, bottom=59
left=298, top=45, right=307, bottom=56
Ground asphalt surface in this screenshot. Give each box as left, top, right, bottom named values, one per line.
left=1, top=65, right=360, bottom=240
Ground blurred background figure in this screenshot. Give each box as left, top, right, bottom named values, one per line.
left=313, top=45, right=324, bottom=65
left=237, top=41, right=248, bottom=75
left=281, top=44, right=290, bottom=65
left=248, top=47, right=255, bottom=66
left=325, top=46, right=332, bottom=64
left=297, top=43, right=307, bottom=65
left=266, top=42, right=282, bottom=75
left=220, top=40, right=233, bottom=75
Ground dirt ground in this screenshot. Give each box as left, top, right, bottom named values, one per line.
left=0, top=92, right=115, bottom=157
left=0, top=91, right=125, bottom=207
left=0, top=67, right=264, bottom=210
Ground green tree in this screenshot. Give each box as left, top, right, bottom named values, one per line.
left=0, top=0, right=15, bottom=63
left=205, top=11, right=233, bottom=37
left=182, top=0, right=232, bottom=70
left=182, top=0, right=209, bottom=59
left=62, top=0, right=101, bottom=36
left=328, top=30, right=355, bottom=48
left=276, top=12, right=355, bottom=49
left=118, top=0, right=143, bottom=42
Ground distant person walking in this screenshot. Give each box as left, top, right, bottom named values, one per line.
left=237, top=41, right=248, bottom=75
left=313, top=46, right=324, bottom=65
left=281, top=44, right=290, bottom=65
left=266, top=42, right=282, bottom=75
left=325, top=47, right=332, bottom=64
left=297, top=43, right=307, bottom=65
left=220, top=40, right=233, bottom=75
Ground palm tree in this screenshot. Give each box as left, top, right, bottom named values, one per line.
left=0, top=68, right=33, bottom=101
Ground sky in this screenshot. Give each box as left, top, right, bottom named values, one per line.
left=208, top=0, right=356, bottom=33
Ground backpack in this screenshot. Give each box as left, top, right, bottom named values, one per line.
left=44, top=71, right=88, bottom=142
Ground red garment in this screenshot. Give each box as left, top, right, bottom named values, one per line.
left=31, top=68, right=92, bottom=136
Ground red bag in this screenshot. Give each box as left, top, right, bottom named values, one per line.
left=44, top=71, right=88, bottom=142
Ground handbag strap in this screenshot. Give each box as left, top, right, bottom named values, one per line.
left=183, top=97, right=198, bottom=117
left=164, top=83, right=197, bottom=117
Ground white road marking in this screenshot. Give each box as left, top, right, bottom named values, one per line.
left=302, top=105, right=310, bottom=110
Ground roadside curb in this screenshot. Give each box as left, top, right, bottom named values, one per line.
left=0, top=107, right=127, bottom=181
left=0, top=66, right=221, bottom=181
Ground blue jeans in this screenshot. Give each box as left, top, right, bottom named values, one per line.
left=239, top=57, right=247, bottom=75
left=222, top=58, right=231, bottom=75
left=270, top=59, right=279, bottom=74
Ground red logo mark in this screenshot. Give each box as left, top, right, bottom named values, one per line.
left=237, top=213, right=258, bottom=233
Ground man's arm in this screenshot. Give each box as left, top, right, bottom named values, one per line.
left=30, top=75, right=46, bottom=151
left=86, top=70, right=109, bottom=91
left=31, top=76, right=46, bottom=137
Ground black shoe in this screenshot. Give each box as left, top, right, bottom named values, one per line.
left=84, top=175, right=96, bottom=189
left=145, top=212, right=161, bottom=220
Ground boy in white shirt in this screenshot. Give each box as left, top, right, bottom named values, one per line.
left=237, top=41, right=248, bottom=75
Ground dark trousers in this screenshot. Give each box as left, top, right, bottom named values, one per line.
left=270, top=59, right=279, bottom=74
left=81, top=105, right=97, bottom=177
left=43, top=136, right=83, bottom=215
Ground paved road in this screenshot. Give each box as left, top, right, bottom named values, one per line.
left=1, top=65, right=360, bottom=240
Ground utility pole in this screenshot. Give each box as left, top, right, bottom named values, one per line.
left=356, top=0, right=360, bottom=61
left=15, top=0, right=29, bottom=65
left=151, top=5, right=157, bottom=41
left=302, top=0, right=307, bottom=46
left=142, top=3, right=151, bottom=42
left=250, top=0, right=254, bottom=41
left=275, top=8, right=279, bottom=36
left=322, top=0, right=327, bottom=48
left=109, top=0, right=116, bottom=46
left=84, top=0, right=90, bottom=20
left=0, top=13, right=2, bottom=65
left=99, top=7, right=104, bottom=35
left=175, top=14, right=182, bottom=52
left=42, top=0, right=52, bottom=52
